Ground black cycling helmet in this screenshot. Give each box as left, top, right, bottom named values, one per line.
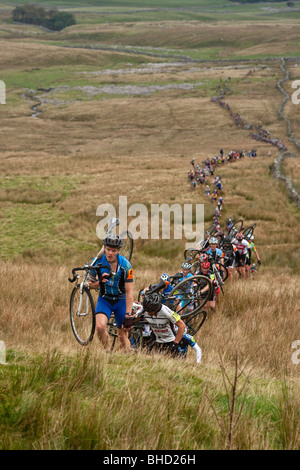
left=103, top=233, right=123, bottom=249
left=142, top=292, right=162, bottom=312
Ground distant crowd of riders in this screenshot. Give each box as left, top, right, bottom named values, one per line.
left=81, top=74, right=271, bottom=363
left=120, top=150, right=262, bottom=363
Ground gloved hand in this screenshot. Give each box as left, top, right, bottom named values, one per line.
left=169, top=342, right=180, bottom=356
left=122, top=316, right=133, bottom=329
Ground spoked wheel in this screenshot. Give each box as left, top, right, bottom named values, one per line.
left=204, top=223, right=217, bottom=238
left=190, top=261, right=201, bottom=275
left=128, top=321, right=146, bottom=352
left=70, top=285, right=95, bottom=346
left=119, top=230, right=134, bottom=261
left=229, top=219, right=244, bottom=235
left=165, top=275, right=212, bottom=317
left=107, top=313, right=118, bottom=351
left=219, top=264, right=229, bottom=282
left=243, top=223, right=256, bottom=239
left=183, top=248, right=199, bottom=260
left=184, top=310, right=207, bottom=336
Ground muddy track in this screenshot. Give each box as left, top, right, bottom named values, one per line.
left=272, top=57, right=300, bottom=209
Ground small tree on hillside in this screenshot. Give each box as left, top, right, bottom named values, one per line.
left=12, top=4, right=76, bottom=31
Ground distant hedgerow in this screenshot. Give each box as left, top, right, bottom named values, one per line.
left=12, top=4, right=76, bottom=31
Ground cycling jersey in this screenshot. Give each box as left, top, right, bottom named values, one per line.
left=205, top=247, right=223, bottom=262
left=231, top=238, right=249, bottom=255
left=246, top=242, right=257, bottom=265
left=248, top=242, right=256, bottom=253
left=144, top=304, right=180, bottom=343
left=178, top=272, right=194, bottom=283
left=90, top=253, right=133, bottom=298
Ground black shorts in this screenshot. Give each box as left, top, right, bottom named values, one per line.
left=235, top=252, right=246, bottom=267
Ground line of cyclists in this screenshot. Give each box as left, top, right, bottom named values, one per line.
left=121, top=151, right=261, bottom=363
left=119, top=77, right=278, bottom=362
left=211, top=95, right=286, bottom=151
left=83, top=146, right=262, bottom=364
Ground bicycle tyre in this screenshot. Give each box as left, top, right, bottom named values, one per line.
left=183, top=248, right=199, bottom=260
left=184, top=310, right=207, bottom=336
left=243, top=223, right=256, bottom=239
left=166, top=275, right=212, bottom=317
left=106, top=313, right=118, bottom=351
left=119, top=230, right=133, bottom=261
left=129, top=322, right=145, bottom=352
left=70, top=285, right=95, bottom=346
left=219, top=264, right=229, bottom=282
left=190, top=261, right=201, bottom=275
left=229, top=219, right=244, bottom=235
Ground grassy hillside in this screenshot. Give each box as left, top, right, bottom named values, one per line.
left=0, top=0, right=300, bottom=451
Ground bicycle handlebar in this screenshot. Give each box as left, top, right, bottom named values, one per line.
left=68, top=264, right=113, bottom=283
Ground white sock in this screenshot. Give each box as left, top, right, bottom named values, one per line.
left=192, top=344, right=202, bottom=363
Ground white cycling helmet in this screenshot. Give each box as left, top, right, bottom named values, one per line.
left=209, top=237, right=218, bottom=244
left=182, top=262, right=192, bottom=270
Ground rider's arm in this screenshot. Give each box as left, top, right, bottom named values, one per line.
left=125, top=281, right=133, bottom=315
left=254, top=246, right=261, bottom=263
left=192, top=343, right=202, bottom=363
left=174, top=318, right=186, bottom=344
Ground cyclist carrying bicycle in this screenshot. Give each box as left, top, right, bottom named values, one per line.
left=198, top=261, right=218, bottom=310
left=127, top=300, right=202, bottom=363
left=88, top=233, right=133, bottom=351
left=141, top=292, right=186, bottom=357
left=245, top=235, right=261, bottom=276
left=205, top=237, right=224, bottom=270
left=231, top=232, right=249, bottom=279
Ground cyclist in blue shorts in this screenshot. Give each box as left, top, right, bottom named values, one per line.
left=88, top=233, right=133, bottom=351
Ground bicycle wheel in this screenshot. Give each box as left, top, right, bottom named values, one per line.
left=229, top=219, right=244, bottom=235
left=119, top=230, right=133, bottom=261
left=105, top=313, right=118, bottom=351
left=243, top=223, right=256, bottom=239
left=166, top=275, right=212, bottom=317
left=219, top=264, right=229, bottom=282
left=129, top=322, right=145, bottom=352
left=213, top=265, right=224, bottom=295
left=184, top=310, right=207, bottom=336
left=190, top=261, right=201, bottom=275
left=70, top=285, right=95, bottom=346
left=183, top=248, right=199, bottom=260
left=204, top=223, right=217, bottom=237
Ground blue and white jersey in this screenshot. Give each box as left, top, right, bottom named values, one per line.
left=90, top=253, right=133, bottom=297
left=205, top=247, right=223, bottom=262
left=178, top=272, right=194, bottom=284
